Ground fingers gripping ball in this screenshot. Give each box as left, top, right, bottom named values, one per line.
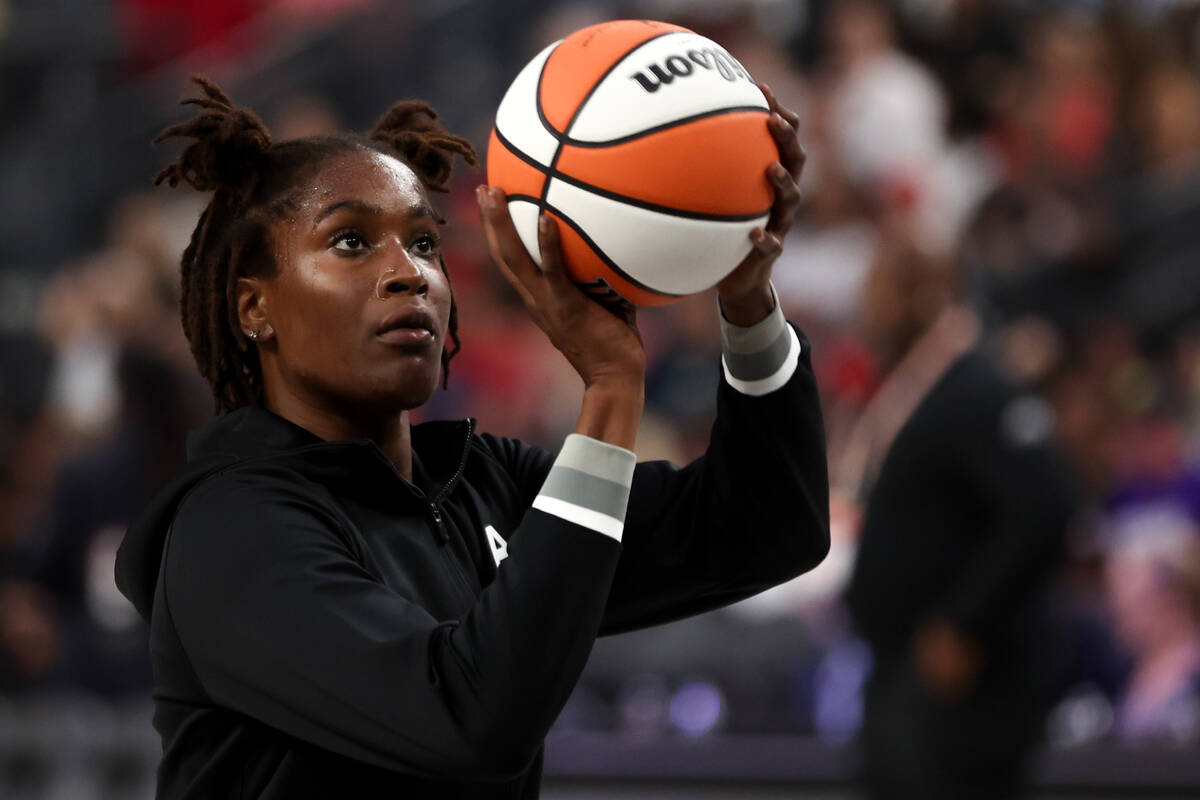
left=487, top=19, right=779, bottom=306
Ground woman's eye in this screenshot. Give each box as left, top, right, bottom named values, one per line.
left=412, top=235, right=439, bottom=256
left=332, top=232, right=369, bottom=252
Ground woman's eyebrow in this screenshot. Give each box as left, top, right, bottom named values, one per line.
left=313, top=200, right=382, bottom=229
left=312, top=200, right=439, bottom=230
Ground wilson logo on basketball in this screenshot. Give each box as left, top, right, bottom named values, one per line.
left=629, top=48, right=753, bottom=93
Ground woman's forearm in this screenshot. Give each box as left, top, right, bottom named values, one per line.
left=574, top=378, right=644, bottom=451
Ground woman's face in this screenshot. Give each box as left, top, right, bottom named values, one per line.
left=251, top=148, right=453, bottom=414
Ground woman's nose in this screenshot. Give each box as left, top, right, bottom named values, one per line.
left=375, top=255, right=428, bottom=299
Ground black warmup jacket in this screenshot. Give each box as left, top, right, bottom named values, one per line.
left=115, top=321, right=828, bottom=799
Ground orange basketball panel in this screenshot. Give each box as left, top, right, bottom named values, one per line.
left=546, top=211, right=676, bottom=306
left=539, top=20, right=692, bottom=135
left=555, top=111, right=776, bottom=216
left=486, top=129, right=548, bottom=199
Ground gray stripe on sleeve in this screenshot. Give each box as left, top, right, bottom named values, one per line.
left=722, top=325, right=793, bottom=380
left=538, top=466, right=632, bottom=521
left=556, top=433, right=637, bottom=487
left=719, top=283, right=788, bottom=354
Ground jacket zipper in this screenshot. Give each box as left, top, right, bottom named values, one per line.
left=432, top=419, right=474, bottom=506
left=429, top=419, right=478, bottom=602
left=429, top=501, right=479, bottom=603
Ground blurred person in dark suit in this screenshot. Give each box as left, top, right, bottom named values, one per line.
left=0, top=331, right=60, bottom=689
left=845, top=221, right=1079, bottom=800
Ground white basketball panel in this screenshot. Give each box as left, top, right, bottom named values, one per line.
left=568, top=32, right=768, bottom=144
left=545, top=179, right=766, bottom=296
left=507, top=199, right=543, bottom=267
left=494, top=42, right=561, bottom=167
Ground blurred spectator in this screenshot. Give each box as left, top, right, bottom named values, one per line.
left=0, top=331, right=59, bottom=689
left=31, top=346, right=197, bottom=697
left=644, top=292, right=723, bottom=460
left=1022, top=13, right=1115, bottom=183
left=823, top=0, right=947, bottom=192
left=773, top=91, right=878, bottom=328
left=1105, top=504, right=1200, bottom=745
left=1116, top=59, right=1200, bottom=349
left=845, top=221, right=1079, bottom=799
left=20, top=208, right=208, bottom=696
left=818, top=0, right=997, bottom=254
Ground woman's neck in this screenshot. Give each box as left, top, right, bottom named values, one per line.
left=263, top=385, right=414, bottom=481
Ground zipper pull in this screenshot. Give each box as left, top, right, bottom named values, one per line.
left=429, top=503, right=449, bottom=543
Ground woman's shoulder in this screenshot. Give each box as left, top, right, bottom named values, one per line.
left=157, top=454, right=352, bottom=573
left=470, top=430, right=555, bottom=482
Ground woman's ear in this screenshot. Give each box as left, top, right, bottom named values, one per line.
left=236, top=277, right=274, bottom=344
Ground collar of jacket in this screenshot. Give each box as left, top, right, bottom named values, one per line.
left=185, top=404, right=476, bottom=505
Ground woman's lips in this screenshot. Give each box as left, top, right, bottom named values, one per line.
left=375, top=306, right=437, bottom=347
left=376, top=326, right=434, bottom=346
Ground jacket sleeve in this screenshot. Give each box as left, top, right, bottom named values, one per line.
left=597, top=294, right=830, bottom=633
left=488, top=296, right=829, bottom=635
left=163, top=437, right=634, bottom=781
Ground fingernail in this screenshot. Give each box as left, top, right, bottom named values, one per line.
left=750, top=227, right=765, bottom=244
left=771, top=112, right=787, bottom=129
left=475, top=185, right=489, bottom=207
left=538, top=215, right=551, bottom=233
left=772, top=162, right=789, bottom=181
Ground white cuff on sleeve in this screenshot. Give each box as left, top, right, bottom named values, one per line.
left=718, top=283, right=800, bottom=396
left=531, top=434, right=636, bottom=542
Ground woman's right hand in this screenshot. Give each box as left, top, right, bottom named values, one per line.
left=477, top=186, right=646, bottom=387
left=477, top=185, right=645, bottom=448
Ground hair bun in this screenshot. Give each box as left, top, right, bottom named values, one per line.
left=154, top=76, right=272, bottom=194
left=369, top=100, right=477, bottom=193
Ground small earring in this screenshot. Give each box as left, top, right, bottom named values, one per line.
left=247, top=330, right=259, bottom=340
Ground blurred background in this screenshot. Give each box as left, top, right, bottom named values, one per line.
left=2, top=0, right=1200, bottom=797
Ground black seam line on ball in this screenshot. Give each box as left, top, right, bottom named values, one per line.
left=561, top=30, right=687, bottom=138
left=533, top=43, right=563, bottom=143
left=533, top=29, right=687, bottom=144
left=538, top=30, right=686, bottom=213
left=560, top=105, right=770, bottom=148
left=493, top=128, right=773, bottom=223
left=504, top=193, right=684, bottom=298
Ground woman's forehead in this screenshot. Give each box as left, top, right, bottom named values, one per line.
left=297, top=149, right=429, bottom=214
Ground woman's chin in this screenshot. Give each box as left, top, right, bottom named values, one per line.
left=303, top=365, right=442, bottom=417
left=372, top=372, right=441, bottom=412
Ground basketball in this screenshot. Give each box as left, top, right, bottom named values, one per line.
left=487, top=19, right=779, bottom=306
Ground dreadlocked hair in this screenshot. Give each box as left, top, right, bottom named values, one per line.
left=369, top=100, right=477, bottom=193
left=155, top=76, right=477, bottom=415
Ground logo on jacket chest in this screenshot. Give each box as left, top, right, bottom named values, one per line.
left=485, top=524, right=509, bottom=567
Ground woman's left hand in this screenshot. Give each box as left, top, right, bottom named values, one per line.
left=717, top=84, right=805, bottom=326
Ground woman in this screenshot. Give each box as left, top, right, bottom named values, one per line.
left=115, top=77, right=827, bottom=798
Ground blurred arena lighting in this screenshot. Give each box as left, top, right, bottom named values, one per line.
left=668, top=680, right=726, bottom=738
